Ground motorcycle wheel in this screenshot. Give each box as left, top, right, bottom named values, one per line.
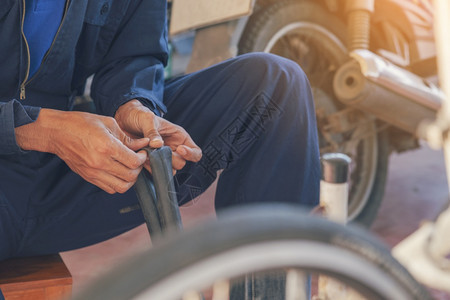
left=239, top=0, right=390, bottom=227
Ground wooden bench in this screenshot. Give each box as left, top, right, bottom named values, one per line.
left=0, top=254, right=72, bottom=300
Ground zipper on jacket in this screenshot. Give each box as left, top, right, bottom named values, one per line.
left=19, top=0, right=30, bottom=100
left=19, top=0, right=71, bottom=100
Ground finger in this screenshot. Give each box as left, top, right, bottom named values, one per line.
left=92, top=180, right=116, bottom=194
left=137, top=149, right=148, bottom=165
left=143, top=117, right=164, bottom=148
left=107, top=158, right=143, bottom=183
left=149, top=135, right=164, bottom=148
left=88, top=171, right=134, bottom=194
left=78, top=169, right=116, bottom=194
left=172, top=152, right=187, bottom=170
left=103, top=171, right=136, bottom=194
left=125, top=136, right=150, bottom=152
left=176, top=145, right=202, bottom=163
left=107, top=124, right=149, bottom=167
left=110, top=138, right=148, bottom=169
left=114, top=125, right=150, bottom=151
left=143, top=160, right=152, bottom=174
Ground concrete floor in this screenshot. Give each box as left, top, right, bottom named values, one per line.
left=61, top=142, right=450, bottom=299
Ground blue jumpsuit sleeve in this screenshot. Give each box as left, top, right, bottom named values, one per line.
left=0, top=100, right=40, bottom=155
left=90, top=0, right=169, bottom=117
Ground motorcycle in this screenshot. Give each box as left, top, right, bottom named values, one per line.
left=167, top=0, right=443, bottom=226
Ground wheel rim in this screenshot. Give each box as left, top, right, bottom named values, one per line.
left=264, top=22, right=378, bottom=221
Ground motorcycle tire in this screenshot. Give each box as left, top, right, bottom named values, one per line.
left=238, top=0, right=390, bottom=227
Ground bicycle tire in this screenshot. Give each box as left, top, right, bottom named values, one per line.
left=74, top=204, right=431, bottom=300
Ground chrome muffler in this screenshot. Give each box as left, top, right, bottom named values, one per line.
left=333, top=49, right=444, bottom=135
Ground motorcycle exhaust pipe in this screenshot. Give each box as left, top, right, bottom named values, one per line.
left=333, top=49, right=444, bottom=136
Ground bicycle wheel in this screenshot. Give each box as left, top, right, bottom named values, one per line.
left=74, top=204, right=430, bottom=300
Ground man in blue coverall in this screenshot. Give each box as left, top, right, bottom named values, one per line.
left=0, top=0, right=320, bottom=263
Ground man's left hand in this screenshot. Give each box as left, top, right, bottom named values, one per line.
left=115, top=100, right=202, bottom=173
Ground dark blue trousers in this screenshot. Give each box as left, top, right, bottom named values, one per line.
left=0, top=53, right=320, bottom=260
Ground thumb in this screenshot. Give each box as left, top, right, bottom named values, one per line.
left=144, top=118, right=164, bottom=148
left=121, top=134, right=150, bottom=152
left=107, top=118, right=149, bottom=151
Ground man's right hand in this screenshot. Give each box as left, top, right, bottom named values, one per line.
left=15, top=109, right=149, bottom=194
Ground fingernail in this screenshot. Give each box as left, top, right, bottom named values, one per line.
left=150, top=138, right=163, bottom=148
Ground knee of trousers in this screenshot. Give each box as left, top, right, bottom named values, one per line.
left=233, top=53, right=312, bottom=108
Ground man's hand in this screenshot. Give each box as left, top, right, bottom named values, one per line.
left=115, top=100, right=202, bottom=173
left=15, top=109, right=149, bottom=194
